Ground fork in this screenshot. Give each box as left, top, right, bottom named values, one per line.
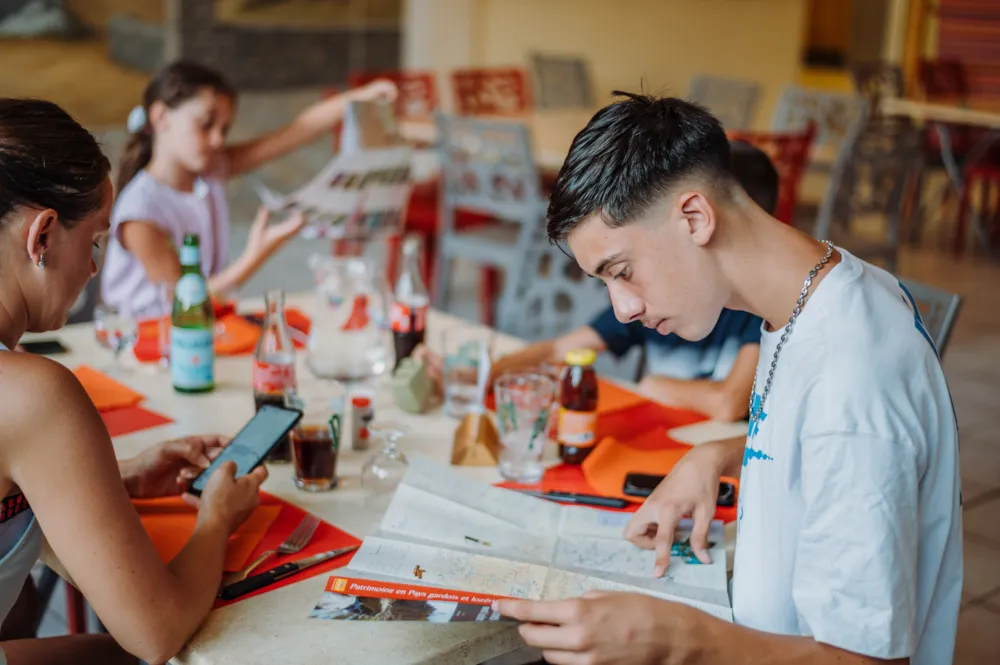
left=230, top=514, right=320, bottom=582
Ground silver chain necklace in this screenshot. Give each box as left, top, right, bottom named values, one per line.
left=748, top=240, right=834, bottom=430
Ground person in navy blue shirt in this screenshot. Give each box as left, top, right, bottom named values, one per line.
left=489, top=140, right=778, bottom=421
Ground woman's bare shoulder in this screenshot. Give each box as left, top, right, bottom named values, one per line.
left=0, top=353, right=93, bottom=433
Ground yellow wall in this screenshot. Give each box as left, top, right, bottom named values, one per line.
left=406, top=0, right=808, bottom=128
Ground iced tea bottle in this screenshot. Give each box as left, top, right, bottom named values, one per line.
left=558, top=349, right=599, bottom=464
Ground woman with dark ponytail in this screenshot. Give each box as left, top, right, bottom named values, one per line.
left=101, top=60, right=397, bottom=316
left=0, top=99, right=271, bottom=664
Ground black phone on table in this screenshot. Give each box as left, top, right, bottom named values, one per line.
left=19, top=339, right=69, bottom=355
left=188, top=405, right=303, bottom=497
left=623, top=472, right=737, bottom=507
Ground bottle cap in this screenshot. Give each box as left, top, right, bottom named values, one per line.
left=351, top=396, right=372, bottom=408
left=564, top=349, right=597, bottom=366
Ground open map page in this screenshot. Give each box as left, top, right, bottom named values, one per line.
left=311, top=457, right=731, bottom=622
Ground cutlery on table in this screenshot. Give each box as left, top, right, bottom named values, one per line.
left=218, top=545, right=360, bottom=601
left=227, top=514, right=320, bottom=584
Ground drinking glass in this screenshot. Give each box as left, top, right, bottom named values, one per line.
left=361, top=422, right=409, bottom=501
left=93, top=304, right=138, bottom=374
left=494, top=373, right=555, bottom=483
left=286, top=392, right=343, bottom=492
left=442, top=329, right=492, bottom=418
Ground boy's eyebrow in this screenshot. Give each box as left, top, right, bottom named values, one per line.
left=593, top=253, right=622, bottom=277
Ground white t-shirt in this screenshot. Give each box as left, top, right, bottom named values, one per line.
left=731, top=249, right=962, bottom=664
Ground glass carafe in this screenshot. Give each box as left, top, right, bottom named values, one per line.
left=307, top=254, right=391, bottom=383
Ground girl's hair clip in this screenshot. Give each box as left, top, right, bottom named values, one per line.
left=126, top=105, right=148, bottom=134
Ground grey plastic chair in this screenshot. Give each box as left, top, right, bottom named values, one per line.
left=771, top=85, right=864, bottom=162
left=814, top=104, right=922, bottom=273
left=529, top=52, right=595, bottom=110
left=687, top=76, right=761, bottom=131
left=433, top=113, right=546, bottom=331
left=898, top=278, right=963, bottom=357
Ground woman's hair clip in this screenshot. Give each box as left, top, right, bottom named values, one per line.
left=126, top=105, right=148, bottom=134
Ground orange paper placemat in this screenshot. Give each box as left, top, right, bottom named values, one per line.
left=101, top=406, right=174, bottom=437
left=74, top=365, right=145, bottom=412
left=134, top=309, right=312, bottom=362
left=214, top=493, right=361, bottom=608
left=133, top=496, right=281, bottom=572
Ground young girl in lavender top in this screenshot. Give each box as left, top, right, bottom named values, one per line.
left=101, top=60, right=396, bottom=316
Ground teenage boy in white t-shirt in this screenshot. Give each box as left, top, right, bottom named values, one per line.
left=496, top=93, right=962, bottom=665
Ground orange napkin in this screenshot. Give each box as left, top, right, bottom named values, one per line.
left=102, top=406, right=173, bottom=438
left=133, top=497, right=281, bottom=572
left=73, top=365, right=145, bottom=412
left=582, top=430, right=692, bottom=501
left=213, top=315, right=261, bottom=356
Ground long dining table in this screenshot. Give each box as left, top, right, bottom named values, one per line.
left=36, top=294, right=540, bottom=665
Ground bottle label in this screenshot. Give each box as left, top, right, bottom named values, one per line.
left=179, top=245, right=200, bottom=267
left=175, top=273, right=208, bottom=309
left=253, top=362, right=296, bottom=393
left=558, top=408, right=598, bottom=447
left=171, top=327, right=215, bottom=389
left=390, top=302, right=428, bottom=333
left=342, top=294, right=370, bottom=331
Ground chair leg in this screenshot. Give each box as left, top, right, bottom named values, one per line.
left=65, top=582, right=87, bottom=635
left=434, top=254, right=454, bottom=312
left=384, top=234, right=402, bottom=285
left=480, top=268, right=501, bottom=327
left=955, top=177, right=971, bottom=256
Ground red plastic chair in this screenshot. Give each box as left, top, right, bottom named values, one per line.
left=727, top=124, right=817, bottom=225
left=347, top=70, right=439, bottom=123
left=451, top=67, right=533, bottom=117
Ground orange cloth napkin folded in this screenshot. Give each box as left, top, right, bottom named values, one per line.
left=582, top=429, right=692, bottom=501
left=133, top=496, right=281, bottom=572
left=73, top=365, right=145, bottom=412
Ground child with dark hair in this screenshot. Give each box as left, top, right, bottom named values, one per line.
left=497, top=93, right=960, bottom=665
left=487, top=140, right=778, bottom=421
left=101, top=60, right=397, bottom=316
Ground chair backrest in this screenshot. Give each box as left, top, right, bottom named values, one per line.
left=728, top=124, right=817, bottom=225
left=687, top=76, right=761, bottom=131
left=348, top=70, right=439, bottom=121
left=898, top=278, right=963, bottom=357
left=528, top=52, right=595, bottom=110
left=814, top=106, right=922, bottom=269
left=451, top=67, right=533, bottom=117
left=917, top=59, right=969, bottom=102
left=503, top=237, right=610, bottom=343
left=770, top=85, right=863, bottom=154
left=850, top=61, right=905, bottom=112
left=435, top=112, right=544, bottom=225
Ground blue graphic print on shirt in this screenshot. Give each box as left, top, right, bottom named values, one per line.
left=739, top=391, right=774, bottom=532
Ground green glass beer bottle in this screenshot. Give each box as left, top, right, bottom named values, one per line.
left=171, top=234, right=215, bottom=393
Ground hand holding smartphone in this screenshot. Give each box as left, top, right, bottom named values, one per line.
left=188, top=405, right=302, bottom=497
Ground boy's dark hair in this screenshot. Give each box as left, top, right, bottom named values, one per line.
left=729, top=139, right=779, bottom=216
left=546, top=92, right=753, bottom=243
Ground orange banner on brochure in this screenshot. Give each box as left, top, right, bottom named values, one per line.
left=326, top=576, right=509, bottom=606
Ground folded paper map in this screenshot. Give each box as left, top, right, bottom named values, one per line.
left=311, top=457, right=732, bottom=622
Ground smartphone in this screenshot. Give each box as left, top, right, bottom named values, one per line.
left=188, top=405, right=303, bottom=497
left=19, top=339, right=69, bottom=355
left=623, top=472, right=737, bottom=507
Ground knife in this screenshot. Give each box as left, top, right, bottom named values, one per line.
left=518, top=490, right=629, bottom=509
left=218, top=545, right=360, bottom=601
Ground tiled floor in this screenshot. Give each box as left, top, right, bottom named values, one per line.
left=30, top=90, right=1000, bottom=662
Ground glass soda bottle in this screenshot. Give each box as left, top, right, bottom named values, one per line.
left=558, top=349, right=599, bottom=464
left=171, top=234, right=215, bottom=393
left=253, top=289, right=297, bottom=462
left=390, top=234, right=429, bottom=372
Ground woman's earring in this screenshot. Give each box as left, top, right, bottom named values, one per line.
left=37, top=253, right=46, bottom=269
